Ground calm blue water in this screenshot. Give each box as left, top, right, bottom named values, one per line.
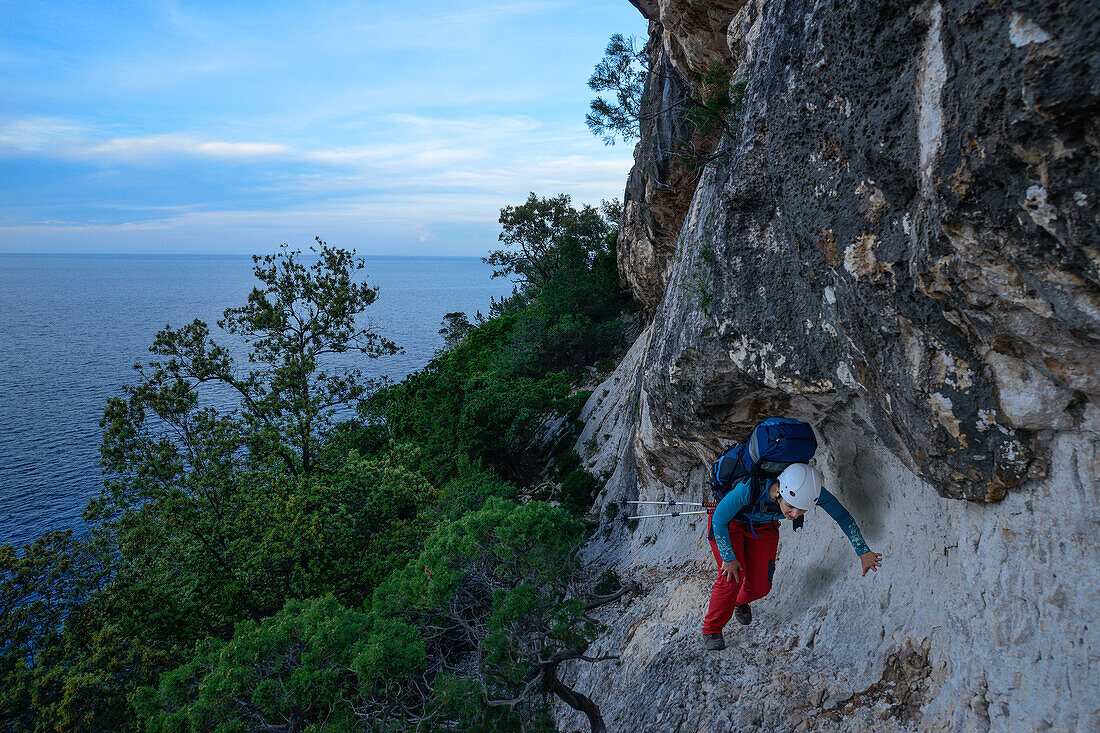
left=0, top=254, right=513, bottom=549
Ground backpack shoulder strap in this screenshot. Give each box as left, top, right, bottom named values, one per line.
left=747, top=473, right=767, bottom=508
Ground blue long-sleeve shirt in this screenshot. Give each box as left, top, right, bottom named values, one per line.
left=711, top=478, right=871, bottom=561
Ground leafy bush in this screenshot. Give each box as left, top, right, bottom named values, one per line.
left=133, top=594, right=419, bottom=733
left=367, top=498, right=614, bottom=730
left=369, top=193, right=629, bottom=486
left=593, top=569, right=622, bottom=596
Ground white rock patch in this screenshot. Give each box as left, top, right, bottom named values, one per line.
left=984, top=351, right=1075, bottom=430
left=1009, top=12, right=1053, bottom=47
left=916, top=3, right=947, bottom=194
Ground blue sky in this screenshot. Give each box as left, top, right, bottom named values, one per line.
left=0, top=1, right=646, bottom=254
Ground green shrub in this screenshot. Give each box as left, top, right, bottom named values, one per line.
left=594, top=569, right=623, bottom=596
left=134, top=595, right=413, bottom=732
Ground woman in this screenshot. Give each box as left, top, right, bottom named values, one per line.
left=703, top=463, right=883, bottom=650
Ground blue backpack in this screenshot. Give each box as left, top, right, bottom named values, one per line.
left=710, top=417, right=817, bottom=497
left=709, top=418, right=818, bottom=532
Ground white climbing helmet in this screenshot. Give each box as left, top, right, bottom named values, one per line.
left=777, top=463, right=824, bottom=511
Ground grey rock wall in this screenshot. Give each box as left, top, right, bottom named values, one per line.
left=565, top=379, right=1098, bottom=730
left=561, top=0, right=1100, bottom=729
left=633, top=0, right=1099, bottom=502
left=619, top=18, right=702, bottom=311
left=619, top=1, right=750, bottom=311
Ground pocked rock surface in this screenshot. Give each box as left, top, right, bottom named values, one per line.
left=566, top=387, right=1097, bottom=731
left=559, top=0, right=1099, bottom=730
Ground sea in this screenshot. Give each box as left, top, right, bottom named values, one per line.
left=0, top=254, right=515, bottom=549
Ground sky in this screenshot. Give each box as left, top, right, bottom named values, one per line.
left=0, top=0, right=647, bottom=255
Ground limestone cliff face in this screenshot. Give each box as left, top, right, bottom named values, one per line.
left=624, top=0, right=1099, bottom=502
left=619, top=1, right=748, bottom=311
left=562, top=1, right=1099, bottom=730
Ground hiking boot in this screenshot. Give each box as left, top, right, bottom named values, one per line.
left=734, top=604, right=752, bottom=625
left=703, top=633, right=726, bottom=651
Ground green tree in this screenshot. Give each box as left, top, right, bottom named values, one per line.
left=4, top=227, right=637, bottom=731
left=89, top=241, right=406, bottom=621
left=439, top=311, right=474, bottom=351
left=482, top=194, right=620, bottom=296
left=132, top=594, right=421, bottom=733
left=219, top=242, right=400, bottom=476
left=484, top=192, right=580, bottom=291
left=371, top=193, right=629, bottom=487
left=587, top=33, right=745, bottom=172
left=97, top=240, right=399, bottom=496
left=80, top=442, right=436, bottom=674
left=586, top=34, right=648, bottom=145
left=0, top=531, right=113, bottom=730
left=371, top=498, right=636, bottom=732
left=368, top=343, right=577, bottom=484
left=484, top=194, right=626, bottom=370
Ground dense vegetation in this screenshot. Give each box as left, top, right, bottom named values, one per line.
left=0, top=193, right=634, bottom=732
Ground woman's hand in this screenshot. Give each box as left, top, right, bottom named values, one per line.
left=720, top=558, right=743, bottom=584
left=860, top=551, right=883, bottom=576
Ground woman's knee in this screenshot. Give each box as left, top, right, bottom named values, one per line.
left=741, top=561, right=776, bottom=601
left=741, top=580, right=772, bottom=602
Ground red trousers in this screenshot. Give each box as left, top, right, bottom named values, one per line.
left=702, top=515, right=779, bottom=634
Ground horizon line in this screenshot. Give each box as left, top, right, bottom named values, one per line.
left=0, top=251, right=491, bottom=259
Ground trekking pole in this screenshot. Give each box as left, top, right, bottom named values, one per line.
left=626, top=509, right=710, bottom=520
left=620, top=500, right=706, bottom=507
left=621, top=501, right=717, bottom=520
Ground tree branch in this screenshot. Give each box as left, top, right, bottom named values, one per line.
left=583, top=581, right=640, bottom=612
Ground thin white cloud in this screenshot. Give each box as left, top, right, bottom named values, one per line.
left=300, top=115, right=545, bottom=173
left=308, top=144, right=485, bottom=169
left=0, top=117, right=91, bottom=152
left=0, top=114, right=545, bottom=165
left=0, top=198, right=496, bottom=234
left=0, top=218, right=180, bottom=233
left=0, top=169, right=626, bottom=237
left=85, top=135, right=289, bottom=159
left=0, top=119, right=290, bottom=160
left=0, top=112, right=619, bottom=188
